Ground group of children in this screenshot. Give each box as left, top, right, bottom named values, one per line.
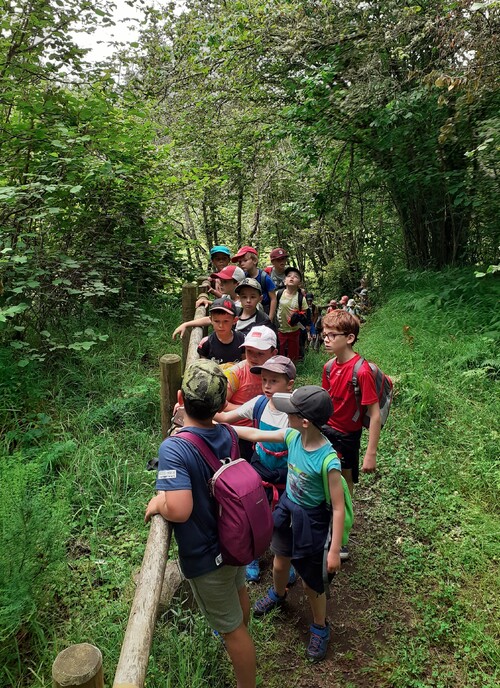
left=172, top=244, right=313, bottom=364
left=146, top=287, right=383, bottom=685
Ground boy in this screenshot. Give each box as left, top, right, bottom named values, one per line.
left=197, top=298, right=245, bottom=365
left=215, top=355, right=296, bottom=582
left=231, top=386, right=345, bottom=662
left=264, top=247, right=289, bottom=289
left=231, top=246, right=277, bottom=321
left=320, top=310, right=381, bottom=557
left=276, top=266, right=310, bottom=362
left=145, top=359, right=256, bottom=688
left=197, top=264, right=245, bottom=309
left=207, top=245, right=232, bottom=298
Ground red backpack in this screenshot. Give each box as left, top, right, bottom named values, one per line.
left=325, top=357, right=393, bottom=429
left=177, top=424, right=274, bottom=566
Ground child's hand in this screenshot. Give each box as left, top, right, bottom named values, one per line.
left=145, top=495, right=162, bottom=523
left=172, top=323, right=188, bottom=339
left=327, top=549, right=341, bottom=573
left=361, top=451, right=376, bottom=473
left=195, top=297, right=210, bottom=309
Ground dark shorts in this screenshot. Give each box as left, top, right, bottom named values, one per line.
left=321, top=426, right=362, bottom=483
left=271, top=526, right=327, bottom=595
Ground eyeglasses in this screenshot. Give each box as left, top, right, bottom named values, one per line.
left=323, top=332, right=348, bottom=341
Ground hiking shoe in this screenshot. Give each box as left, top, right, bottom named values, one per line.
left=245, top=559, right=260, bottom=583
left=253, top=587, right=286, bottom=617
left=340, top=545, right=350, bottom=561
left=287, top=565, right=297, bottom=586
left=306, top=622, right=330, bottom=662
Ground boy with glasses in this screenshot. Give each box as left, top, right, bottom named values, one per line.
left=320, top=311, right=381, bottom=559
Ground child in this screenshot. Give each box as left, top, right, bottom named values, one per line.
left=320, top=310, right=381, bottom=558
left=234, top=277, right=274, bottom=337
left=207, top=245, right=232, bottom=298
left=196, top=264, right=246, bottom=310
left=265, top=247, right=289, bottom=289
left=145, top=359, right=256, bottom=688
left=197, top=298, right=245, bottom=365
left=215, top=355, right=296, bottom=582
left=231, top=386, right=345, bottom=662
left=276, top=267, right=310, bottom=362
left=223, top=326, right=278, bottom=459
left=231, top=246, right=277, bottom=321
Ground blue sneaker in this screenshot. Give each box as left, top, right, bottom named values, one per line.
left=306, top=622, right=330, bottom=662
left=287, top=565, right=297, bottom=586
left=245, top=559, right=260, bottom=582
left=253, top=587, right=286, bottom=617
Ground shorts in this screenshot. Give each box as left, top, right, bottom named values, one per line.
left=321, top=426, right=362, bottom=483
left=188, top=565, right=246, bottom=634
left=271, top=526, right=327, bottom=595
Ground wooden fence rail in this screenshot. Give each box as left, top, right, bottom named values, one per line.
left=53, top=283, right=207, bottom=688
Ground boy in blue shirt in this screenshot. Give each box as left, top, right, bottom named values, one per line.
left=231, top=386, right=345, bottom=662
left=145, top=359, right=256, bottom=688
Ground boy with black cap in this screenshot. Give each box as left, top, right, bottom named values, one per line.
left=231, top=386, right=345, bottom=663
left=276, top=267, right=310, bottom=362
left=197, top=297, right=245, bottom=366
left=145, top=359, right=256, bottom=687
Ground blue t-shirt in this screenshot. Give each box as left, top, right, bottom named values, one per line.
left=284, top=428, right=341, bottom=508
left=246, top=269, right=276, bottom=307
left=155, top=424, right=234, bottom=579
left=238, top=395, right=289, bottom=471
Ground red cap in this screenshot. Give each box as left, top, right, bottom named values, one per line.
left=270, top=247, right=289, bottom=261
left=231, top=245, right=258, bottom=263
left=211, top=265, right=245, bottom=282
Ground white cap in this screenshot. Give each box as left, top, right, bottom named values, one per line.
left=240, top=325, right=277, bottom=351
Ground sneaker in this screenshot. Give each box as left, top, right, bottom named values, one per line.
left=340, top=545, right=350, bottom=561
left=306, top=622, right=330, bottom=662
left=212, top=629, right=226, bottom=648
left=253, top=587, right=286, bottom=617
left=245, top=559, right=260, bottom=583
left=287, top=565, right=297, bottom=586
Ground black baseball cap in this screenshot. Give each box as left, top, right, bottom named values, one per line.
left=272, top=386, right=333, bottom=427
left=209, top=297, right=237, bottom=316
left=284, top=266, right=302, bottom=280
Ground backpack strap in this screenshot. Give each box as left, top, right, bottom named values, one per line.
left=321, top=454, right=354, bottom=547
left=276, top=287, right=284, bottom=303
left=252, top=395, right=269, bottom=428
left=258, top=269, right=268, bottom=291
left=325, top=358, right=335, bottom=383
left=351, top=356, right=365, bottom=423
left=176, top=423, right=239, bottom=473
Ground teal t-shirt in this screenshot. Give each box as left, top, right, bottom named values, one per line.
left=284, top=428, right=341, bottom=508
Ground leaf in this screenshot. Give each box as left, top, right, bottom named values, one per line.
left=69, top=185, right=82, bottom=194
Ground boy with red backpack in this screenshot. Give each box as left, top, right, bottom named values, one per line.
left=145, top=359, right=258, bottom=688
left=320, top=311, right=391, bottom=559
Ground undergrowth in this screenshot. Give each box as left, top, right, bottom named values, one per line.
left=0, top=270, right=498, bottom=687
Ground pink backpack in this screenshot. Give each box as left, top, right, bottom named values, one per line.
left=178, top=425, right=274, bottom=566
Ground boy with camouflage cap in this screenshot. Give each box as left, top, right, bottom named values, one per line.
left=145, top=359, right=256, bottom=688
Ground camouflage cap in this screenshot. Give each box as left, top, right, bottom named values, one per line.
left=181, top=359, right=227, bottom=415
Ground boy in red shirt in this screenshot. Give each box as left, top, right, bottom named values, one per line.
left=320, top=310, right=381, bottom=558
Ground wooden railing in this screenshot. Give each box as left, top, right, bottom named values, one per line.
left=52, top=282, right=208, bottom=688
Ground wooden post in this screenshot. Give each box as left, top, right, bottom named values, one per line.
left=113, top=515, right=171, bottom=688
left=159, top=354, right=181, bottom=439
left=181, top=283, right=198, bottom=371
left=52, top=643, right=103, bottom=688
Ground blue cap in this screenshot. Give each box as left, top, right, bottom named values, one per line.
left=210, top=245, right=231, bottom=257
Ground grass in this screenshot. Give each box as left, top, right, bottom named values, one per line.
left=0, top=270, right=498, bottom=687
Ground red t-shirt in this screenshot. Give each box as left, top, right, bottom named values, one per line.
left=224, top=361, right=263, bottom=426
left=322, top=354, right=378, bottom=433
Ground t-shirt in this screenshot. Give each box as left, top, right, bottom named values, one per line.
left=322, top=354, right=379, bottom=434
left=238, top=396, right=289, bottom=470
left=155, top=425, right=234, bottom=579
left=246, top=269, right=276, bottom=307
left=197, top=330, right=245, bottom=365
left=235, top=309, right=273, bottom=336
left=268, top=267, right=286, bottom=289
left=224, top=361, right=263, bottom=425
left=284, top=428, right=341, bottom=508
left=277, top=290, right=301, bottom=334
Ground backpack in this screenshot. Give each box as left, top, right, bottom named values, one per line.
left=325, top=356, right=393, bottom=429
left=177, top=424, right=274, bottom=566
left=276, top=288, right=311, bottom=327
left=321, top=455, right=354, bottom=547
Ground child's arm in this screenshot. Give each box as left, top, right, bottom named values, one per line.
left=327, top=470, right=345, bottom=573
left=361, top=402, right=381, bottom=473
left=214, top=408, right=244, bottom=424
left=172, top=316, right=211, bottom=339
left=268, top=290, right=277, bottom=322
left=145, top=490, right=193, bottom=523
left=231, top=425, right=285, bottom=445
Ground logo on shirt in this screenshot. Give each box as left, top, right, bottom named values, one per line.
left=158, top=469, right=177, bottom=480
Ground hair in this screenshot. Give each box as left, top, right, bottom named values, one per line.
left=243, top=252, right=258, bottom=264
left=322, top=310, right=360, bottom=343
left=183, top=396, right=221, bottom=420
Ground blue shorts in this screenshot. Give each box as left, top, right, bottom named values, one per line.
left=271, top=526, right=327, bottom=595
left=321, top=426, right=362, bottom=483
